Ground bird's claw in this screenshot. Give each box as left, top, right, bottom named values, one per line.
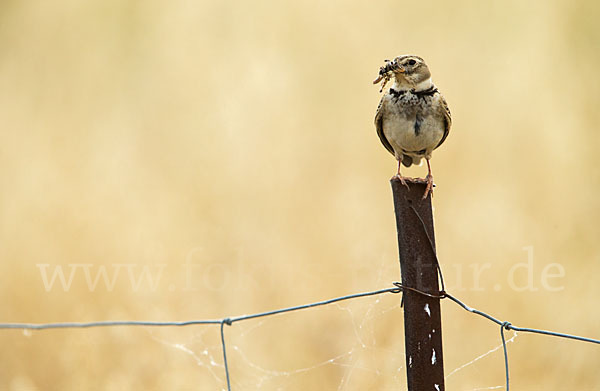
left=392, top=175, right=410, bottom=190
left=422, top=174, right=434, bottom=199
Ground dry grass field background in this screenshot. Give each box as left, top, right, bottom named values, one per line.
left=1, top=0, right=599, bottom=389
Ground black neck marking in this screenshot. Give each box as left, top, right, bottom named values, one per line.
left=389, top=88, right=406, bottom=98
left=412, top=86, right=438, bottom=97
left=390, top=86, right=438, bottom=99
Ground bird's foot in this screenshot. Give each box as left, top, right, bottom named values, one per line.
left=422, top=174, right=434, bottom=199
left=392, top=174, right=410, bottom=190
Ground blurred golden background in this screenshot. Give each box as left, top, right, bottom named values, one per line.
left=1, top=0, right=599, bottom=389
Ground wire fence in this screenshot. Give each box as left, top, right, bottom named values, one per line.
left=0, top=282, right=598, bottom=390
left=2, top=191, right=598, bottom=390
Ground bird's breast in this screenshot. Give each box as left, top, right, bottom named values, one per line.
left=382, top=95, right=444, bottom=158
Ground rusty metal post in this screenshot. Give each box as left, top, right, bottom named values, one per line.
left=391, top=178, right=444, bottom=390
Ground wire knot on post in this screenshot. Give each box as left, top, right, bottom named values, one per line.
left=392, top=282, right=445, bottom=299
left=390, top=283, right=403, bottom=294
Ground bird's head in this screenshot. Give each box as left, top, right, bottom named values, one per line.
left=391, top=55, right=431, bottom=85
left=373, top=55, right=431, bottom=91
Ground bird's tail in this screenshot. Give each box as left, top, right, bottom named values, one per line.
left=401, top=155, right=413, bottom=167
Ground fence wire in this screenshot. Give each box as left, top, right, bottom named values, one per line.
left=2, top=198, right=598, bottom=390
left=0, top=283, right=598, bottom=391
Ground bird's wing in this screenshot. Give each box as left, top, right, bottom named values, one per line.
left=375, top=96, right=395, bottom=156
left=434, top=93, right=452, bottom=150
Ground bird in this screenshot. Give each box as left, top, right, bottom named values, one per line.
left=373, top=55, right=451, bottom=199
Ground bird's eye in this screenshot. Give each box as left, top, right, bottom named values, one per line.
left=407, top=59, right=417, bottom=66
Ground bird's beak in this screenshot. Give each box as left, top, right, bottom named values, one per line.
left=396, top=67, right=406, bottom=74
left=373, top=75, right=384, bottom=84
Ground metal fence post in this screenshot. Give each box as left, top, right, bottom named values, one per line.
left=391, top=178, right=445, bottom=390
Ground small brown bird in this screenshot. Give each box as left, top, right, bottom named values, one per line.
left=374, top=55, right=451, bottom=199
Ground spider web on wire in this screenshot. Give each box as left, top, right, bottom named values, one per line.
left=143, top=294, right=520, bottom=390
left=136, top=255, right=519, bottom=391
left=145, top=257, right=408, bottom=390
